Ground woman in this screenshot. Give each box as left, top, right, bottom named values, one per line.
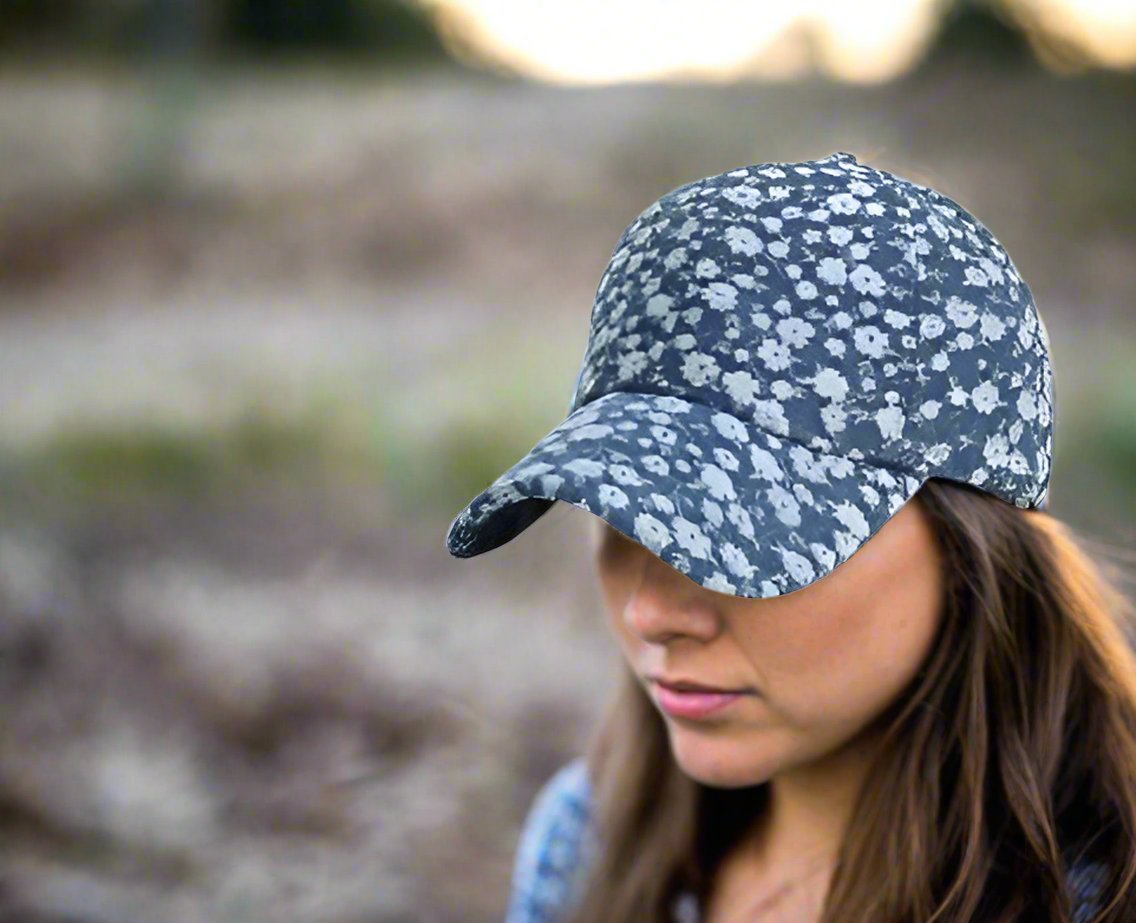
left=445, top=152, right=1136, bottom=922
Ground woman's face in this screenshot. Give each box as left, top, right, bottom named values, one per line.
left=592, top=493, right=945, bottom=789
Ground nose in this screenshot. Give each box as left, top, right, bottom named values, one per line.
left=623, top=551, right=725, bottom=645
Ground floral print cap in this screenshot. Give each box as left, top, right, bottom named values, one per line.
left=445, top=150, right=1055, bottom=599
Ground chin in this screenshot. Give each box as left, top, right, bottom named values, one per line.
left=669, top=733, right=780, bottom=789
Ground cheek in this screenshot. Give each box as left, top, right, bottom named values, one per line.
left=738, top=569, right=943, bottom=733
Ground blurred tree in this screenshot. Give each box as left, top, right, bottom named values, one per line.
left=919, top=0, right=1037, bottom=71
left=222, top=0, right=447, bottom=58
left=0, top=0, right=449, bottom=60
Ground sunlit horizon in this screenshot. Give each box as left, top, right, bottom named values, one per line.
left=422, top=0, right=1136, bottom=85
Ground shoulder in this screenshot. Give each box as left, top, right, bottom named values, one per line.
left=504, top=756, right=599, bottom=923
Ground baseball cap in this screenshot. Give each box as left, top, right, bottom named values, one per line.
left=443, top=150, right=1055, bottom=599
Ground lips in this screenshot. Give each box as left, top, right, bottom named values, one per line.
left=652, top=675, right=750, bottom=694
left=651, top=682, right=747, bottom=719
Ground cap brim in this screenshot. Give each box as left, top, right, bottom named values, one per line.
left=444, top=391, right=926, bottom=599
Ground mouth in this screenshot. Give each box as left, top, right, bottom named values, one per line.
left=650, top=680, right=751, bottom=719
left=650, top=674, right=754, bottom=695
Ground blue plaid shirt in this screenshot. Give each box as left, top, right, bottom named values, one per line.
left=503, top=756, right=1110, bottom=923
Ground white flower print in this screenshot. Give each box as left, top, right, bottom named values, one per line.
left=777, top=317, right=816, bottom=348
left=634, top=512, right=672, bottom=554
left=964, top=266, right=989, bottom=287
left=817, top=256, right=847, bottom=285
left=724, top=226, right=761, bottom=255
left=827, top=192, right=861, bottom=214
left=849, top=263, right=886, bottom=296
left=650, top=424, right=678, bottom=446
left=945, top=295, right=979, bottom=328
left=652, top=493, right=675, bottom=514
left=704, top=572, right=737, bottom=593
left=702, top=497, right=724, bottom=527
left=971, top=380, right=1000, bottom=414
left=920, top=314, right=946, bottom=338
left=1016, top=388, right=1038, bottom=421
left=757, top=338, right=793, bottom=372
left=926, top=443, right=952, bottom=465
left=616, top=351, right=648, bottom=380
left=642, top=455, right=669, bottom=476
left=752, top=399, right=790, bottom=435
left=832, top=500, right=870, bottom=539
left=711, top=411, right=750, bottom=443
left=696, top=258, right=720, bottom=278
left=770, top=380, right=795, bottom=400
left=789, top=444, right=828, bottom=483
left=827, top=226, right=854, bottom=245
left=820, top=401, right=847, bottom=434
left=875, top=402, right=906, bottom=441
left=722, top=185, right=763, bottom=208
left=598, top=484, right=630, bottom=509
left=672, top=516, right=713, bottom=559
left=681, top=351, right=720, bottom=386
left=713, top=447, right=740, bottom=471
left=704, top=281, right=739, bottom=311
left=721, top=543, right=753, bottom=578
left=980, top=312, right=1007, bottom=341
left=726, top=502, right=755, bottom=539
left=655, top=395, right=693, bottom=413
left=853, top=325, right=889, bottom=359
left=883, top=309, right=913, bottom=329
left=749, top=443, right=783, bottom=481
left=700, top=464, right=737, bottom=501
left=722, top=369, right=762, bottom=406
left=795, top=280, right=818, bottom=299
left=779, top=548, right=816, bottom=584
left=811, top=366, right=849, bottom=401
left=824, top=338, right=846, bottom=357
left=609, top=463, right=645, bottom=486
left=568, top=423, right=615, bottom=441
left=767, top=484, right=801, bottom=526
left=983, top=433, right=1011, bottom=469
left=563, top=458, right=605, bottom=478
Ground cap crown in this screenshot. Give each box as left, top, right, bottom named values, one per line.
left=566, top=151, right=1054, bottom=509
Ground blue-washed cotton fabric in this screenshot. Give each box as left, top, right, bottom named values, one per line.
left=445, top=151, right=1055, bottom=599
left=505, top=757, right=1110, bottom=923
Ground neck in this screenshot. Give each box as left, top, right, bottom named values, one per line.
left=748, top=722, right=882, bottom=872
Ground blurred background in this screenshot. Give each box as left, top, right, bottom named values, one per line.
left=0, top=0, right=1134, bottom=920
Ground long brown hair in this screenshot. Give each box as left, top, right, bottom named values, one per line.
left=564, top=477, right=1136, bottom=923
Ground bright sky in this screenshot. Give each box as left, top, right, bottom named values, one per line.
left=423, top=0, right=1136, bottom=84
